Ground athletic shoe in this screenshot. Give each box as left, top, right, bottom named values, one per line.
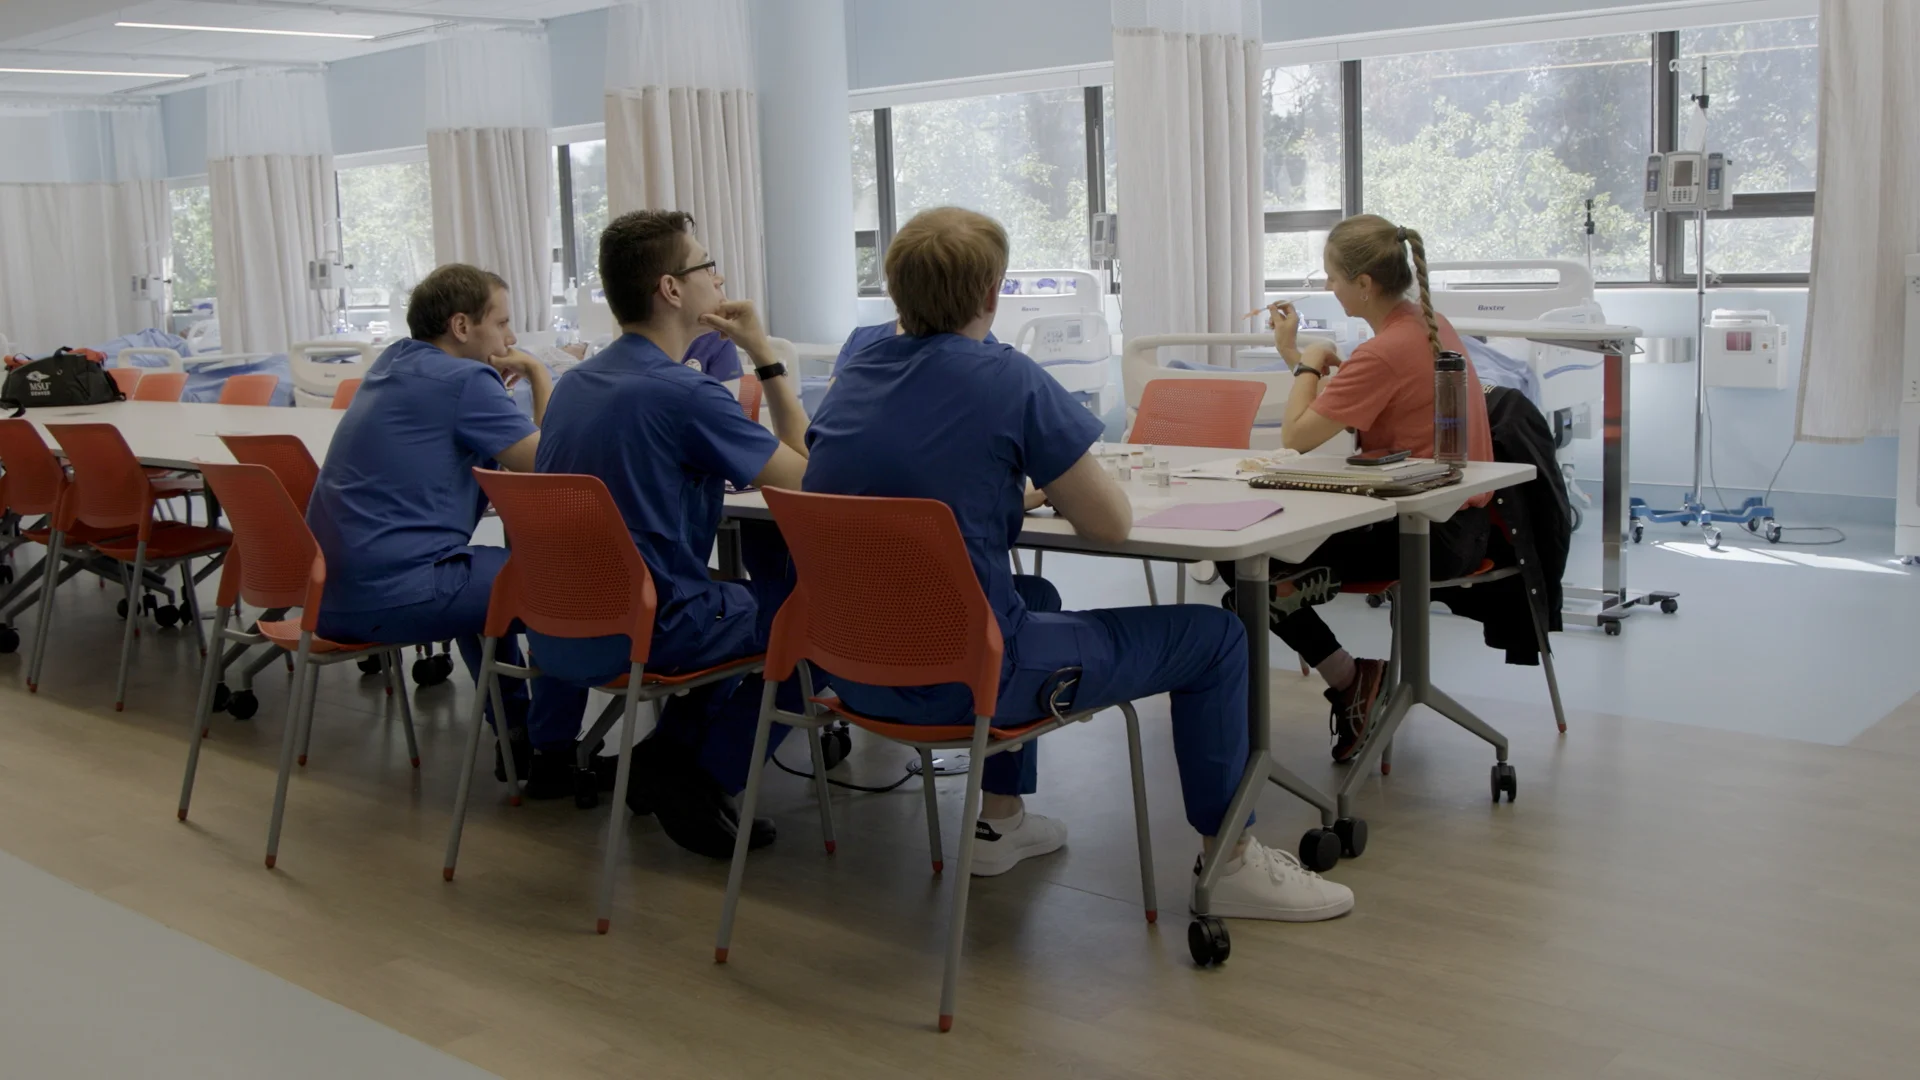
left=629, top=736, right=775, bottom=858
left=1192, top=838, right=1354, bottom=921
left=968, top=811, right=1067, bottom=877
left=1268, top=566, right=1341, bottom=619
left=1327, top=658, right=1386, bottom=763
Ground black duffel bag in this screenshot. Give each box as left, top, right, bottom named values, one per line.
left=1, top=349, right=124, bottom=416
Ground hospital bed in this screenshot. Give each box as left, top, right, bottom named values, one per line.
left=287, top=340, right=380, bottom=409
left=1428, top=260, right=1605, bottom=455
left=989, top=269, right=1114, bottom=408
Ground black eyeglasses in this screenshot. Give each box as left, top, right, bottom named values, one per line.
left=672, top=260, right=718, bottom=278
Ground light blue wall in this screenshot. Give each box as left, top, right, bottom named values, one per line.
left=327, top=47, right=427, bottom=157
left=161, top=86, right=206, bottom=178
left=842, top=0, right=1674, bottom=90
left=548, top=6, right=610, bottom=128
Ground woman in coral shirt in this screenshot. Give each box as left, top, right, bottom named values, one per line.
left=1223, top=214, right=1494, bottom=763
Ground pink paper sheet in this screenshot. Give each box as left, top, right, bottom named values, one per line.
left=1133, top=500, right=1285, bottom=531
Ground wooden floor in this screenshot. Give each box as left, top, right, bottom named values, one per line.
left=3, top=587, right=1918, bottom=1079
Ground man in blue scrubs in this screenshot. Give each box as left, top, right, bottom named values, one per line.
left=834, top=320, right=993, bottom=368
left=803, top=208, right=1354, bottom=919
left=310, top=264, right=578, bottom=795
left=533, top=210, right=810, bottom=859
left=683, top=330, right=741, bottom=382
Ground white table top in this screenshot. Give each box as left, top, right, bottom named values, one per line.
left=26, top=409, right=1531, bottom=559
left=725, top=446, right=1533, bottom=564
left=25, top=401, right=343, bottom=471
left=1451, top=319, right=1643, bottom=349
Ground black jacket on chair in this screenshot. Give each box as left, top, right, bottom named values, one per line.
left=1437, top=386, right=1572, bottom=664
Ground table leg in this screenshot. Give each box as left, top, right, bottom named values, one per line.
left=1194, top=554, right=1341, bottom=916
left=1336, top=515, right=1509, bottom=820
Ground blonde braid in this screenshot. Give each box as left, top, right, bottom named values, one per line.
left=1402, top=227, right=1444, bottom=362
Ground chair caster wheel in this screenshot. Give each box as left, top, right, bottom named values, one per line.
left=1188, top=916, right=1231, bottom=967
left=153, top=604, right=180, bottom=628
left=212, top=682, right=231, bottom=713
left=1603, top=620, right=1622, bottom=636
left=357, top=655, right=385, bottom=675
left=1631, top=524, right=1645, bottom=544
left=0, top=626, right=18, bottom=654
left=820, top=722, right=853, bottom=771
left=1298, top=827, right=1341, bottom=872
left=227, top=690, right=259, bottom=721
left=413, top=654, right=453, bottom=686
left=1763, top=521, right=1782, bottom=544
left=574, top=768, right=601, bottom=810
left=1365, top=593, right=1386, bottom=609
left=1334, top=817, right=1368, bottom=858
left=1491, top=762, right=1517, bottom=803
left=117, top=598, right=129, bottom=619
left=1659, top=598, right=1678, bottom=614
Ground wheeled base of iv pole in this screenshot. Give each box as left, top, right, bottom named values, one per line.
left=1628, top=494, right=1782, bottom=551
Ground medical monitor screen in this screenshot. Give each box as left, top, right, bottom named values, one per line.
left=1671, top=159, right=1695, bottom=188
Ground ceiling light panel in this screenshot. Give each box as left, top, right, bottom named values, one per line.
left=115, top=21, right=377, bottom=40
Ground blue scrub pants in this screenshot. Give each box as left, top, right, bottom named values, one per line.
left=840, top=576, right=1252, bottom=837
left=314, top=545, right=574, bottom=738
left=525, top=519, right=797, bottom=793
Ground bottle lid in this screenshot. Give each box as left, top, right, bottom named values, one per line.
left=1435, top=349, right=1467, bottom=370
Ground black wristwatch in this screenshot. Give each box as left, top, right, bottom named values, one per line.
left=1292, top=361, right=1324, bottom=378
left=753, top=362, right=787, bottom=381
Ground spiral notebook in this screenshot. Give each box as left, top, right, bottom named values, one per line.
left=1247, top=467, right=1462, bottom=498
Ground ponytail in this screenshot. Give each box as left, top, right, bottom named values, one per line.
left=1402, top=227, right=1444, bottom=362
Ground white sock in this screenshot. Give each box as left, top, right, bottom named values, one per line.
left=1316, top=649, right=1356, bottom=691
left=980, top=808, right=1025, bottom=832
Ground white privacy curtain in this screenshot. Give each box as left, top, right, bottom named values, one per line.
left=208, top=71, right=334, bottom=355
left=427, top=29, right=553, bottom=331
left=603, top=0, right=766, bottom=306
left=0, top=105, right=167, bottom=356
left=1111, top=0, right=1264, bottom=366
left=1797, top=0, right=1920, bottom=442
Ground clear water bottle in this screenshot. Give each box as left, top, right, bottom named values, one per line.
left=1433, top=350, right=1469, bottom=466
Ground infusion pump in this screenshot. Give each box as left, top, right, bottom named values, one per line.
left=1643, top=151, right=1733, bottom=212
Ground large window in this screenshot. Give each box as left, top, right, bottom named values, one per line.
left=336, top=159, right=434, bottom=306
left=842, top=17, right=1819, bottom=296
left=892, top=88, right=1091, bottom=271
left=1263, top=62, right=1346, bottom=283
left=1363, top=35, right=1654, bottom=282
left=851, top=111, right=882, bottom=292
left=1672, top=17, right=1818, bottom=278
left=566, top=140, right=609, bottom=283
left=168, top=183, right=215, bottom=309
left=852, top=86, right=1111, bottom=295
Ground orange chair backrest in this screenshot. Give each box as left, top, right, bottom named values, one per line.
left=760, top=488, right=1003, bottom=717
left=329, top=378, right=362, bottom=409
left=131, top=371, right=187, bottom=402
left=1125, top=378, right=1266, bottom=450
left=197, top=461, right=324, bottom=618
left=108, top=368, right=143, bottom=397
left=219, top=433, right=320, bottom=512
left=43, top=423, right=155, bottom=535
left=738, top=372, right=762, bottom=424
left=0, top=419, right=69, bottom=517
left=471, top=469, right=658, bottom=663
left=218, top=373, right=278, bottom=406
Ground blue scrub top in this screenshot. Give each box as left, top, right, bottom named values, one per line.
left=804, top=332, right=1100, bottom=643
left=835, top=321, right=994, bottom=370
left=683, top=330, right=741, bottom=382
left=308, top=338, right=537, bottom=614
left=535, top=333, right=780, bottom=647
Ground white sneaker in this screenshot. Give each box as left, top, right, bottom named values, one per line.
left=1192, top=838, right=1354, bottom=921
left=967, top=811, right=1067, bottom=877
